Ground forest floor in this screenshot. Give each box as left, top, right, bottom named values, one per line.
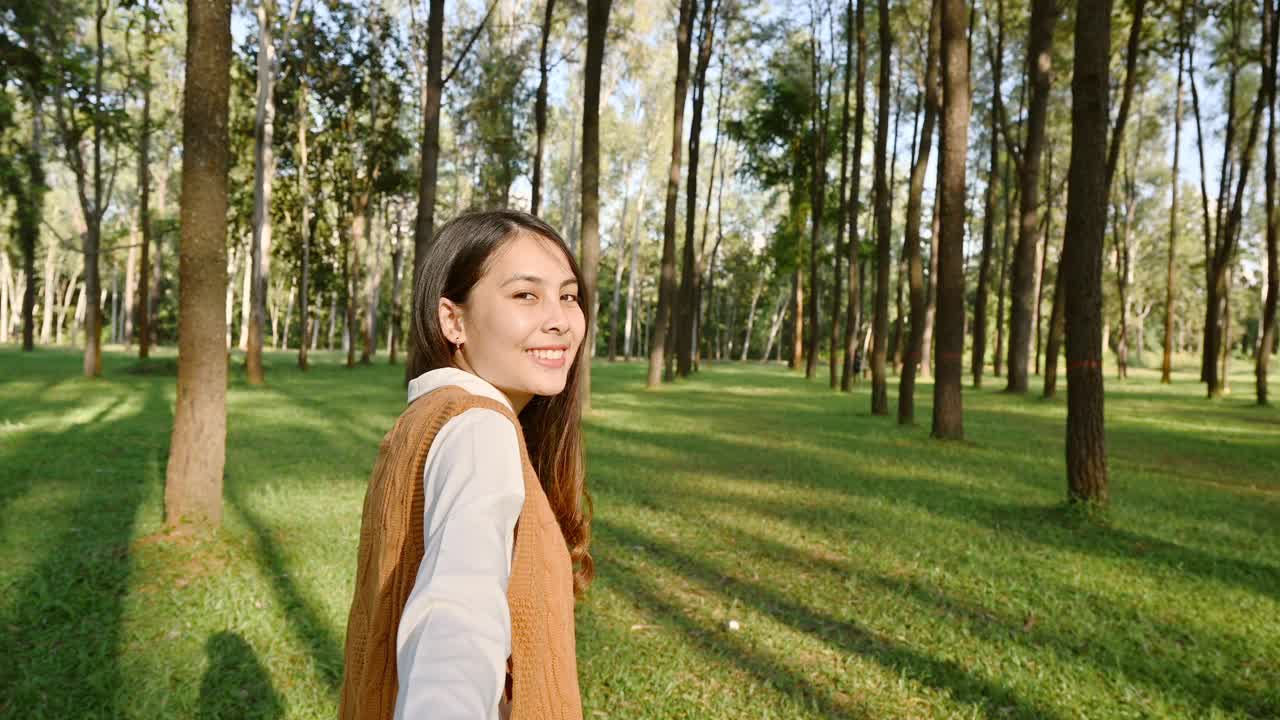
left=1, top=345, right=1277, bottom=719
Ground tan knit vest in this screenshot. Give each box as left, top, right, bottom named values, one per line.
left=339, top=386, right=582, bottom=720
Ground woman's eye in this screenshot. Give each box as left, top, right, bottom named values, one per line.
left=562, top=293, right=579, bottom=304
left=514, top=291, right=537, bottom=301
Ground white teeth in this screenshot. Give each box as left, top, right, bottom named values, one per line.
left=527, top=349, right=565, bottom=360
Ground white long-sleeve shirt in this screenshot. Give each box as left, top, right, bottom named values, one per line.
left=394, top=367, right=524, bottom=720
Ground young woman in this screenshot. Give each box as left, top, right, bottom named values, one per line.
left=339, top=210, right=594, bottom=720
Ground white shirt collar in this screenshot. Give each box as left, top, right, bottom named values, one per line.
left=406, top=366, right=514, bottom=412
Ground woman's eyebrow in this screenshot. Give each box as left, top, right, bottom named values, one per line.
left=499, top=273, right=578, bottom=288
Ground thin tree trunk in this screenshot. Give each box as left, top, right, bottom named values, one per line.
left=609, top=166, right=634, bottom=361
left=298, top=58, right=311, bottom=371
left=1063, top=0, right=1111, bottom=505
left=899, top=0, right=940, bottom=424
left=531, top=0, right=556, bottom=215
left=408, top=0, right=444, bottom=380
left=676, top=0, right=719, bottom=378
left=995, top=153, right=1014, bottom=377
left=972, top=0, right=1002, bottom=388
left=579, top=0, right=612, bottom=409
left=831, top=0, right=855, bottom=387
left=1035, top=144, right=1053, bottom=374
left=841, top=0, right=868, bottom=392
left=1260, top=0, right=1280, bottom=404
left=806, top=12, right=831, bottom=381
left=238, top=238, right=251, bottom=349
left=762, top=288, right=787, bottom=364
left=623, top=182, right=647, bottom=359
left=246, top=0, right=280, bottom=385
left=870, top=0, right=893, bottom=415
left=741, top=271, right=764, bottom=361
left=328, top=290, right=337, bottom=350
left=41, top=244, right=57, bottom=344
left=1005, top=0, right=1056, bottom=393
left=1163, top=8, right=1186, bottom=385
left=387, top=212, right=405, bottom=365
left=1207, top=0, right=1273, bottom=396
left=921, top=202, right=939, bottom=376
left=648, top=0, right=697, bottom=387
left=166, top=0, right=231, bottom=527
left=137, top=0, right=153, bottom=359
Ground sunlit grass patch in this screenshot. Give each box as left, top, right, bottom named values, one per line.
left=1, top=346, right=1277, bottom=718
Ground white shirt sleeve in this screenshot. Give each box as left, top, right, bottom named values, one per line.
left=393, top=407, right=525, bottom=720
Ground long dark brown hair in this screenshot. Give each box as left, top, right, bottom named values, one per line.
left=407, top=210, right=593, bottom=596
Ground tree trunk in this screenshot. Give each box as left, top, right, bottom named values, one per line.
left=931, top=0, right=969, bottom=440
left=41, top=245, right=58, bottom=344
left=995, top=154, right=1014, bottom=377
left=741, top=271, right=764, bottom=361
left=1063, top=0, right=1111, bottom=506
left=579, top=0, right=612, bottom=409
left=972, top=0, right=1002, bottom=388
left=16, top=92, right=44, bottom=352
left=1043, top=265, right=1066, bottom=397
left=1035, top=144, right=1053, bottom=375
left=607, top=172, right=633, bottom=361
left=1005, top=0, right=1056, bottom=393
left=328, top=290, right=337, bottom=350
left=762, top=288, right=787, bottom=364
left=841, top=0, right=868, bottom=392
left=676, top=0, right=719, bottom=378
left=297, top=63, right=311, bottom=371
left=224, top=244, right=238, bottom=347
left=246, top=0, right=279, bottom=385
left=531, top=0, right=556, bottom=215
left=922, top=203, right=939, bottom=376
left=1163, top=10, right=1186, bottom=385
left=387, top=212, right=405, bottom=365
left=805, top=14, right=831, bottom=381
left=831, top=0, right=855, bottom=387
left=899, top=0, right=940, bottom=425
left=648, top=0, right=696, bottom=387
left=624, top=182, right=646, bottom=359
left=166, top=0, right=231, bottom=527
left=1260, top=0, right=1280, bottom=404
left=408, top=0, right=444, bottom=380
left=238, top=239, right=251, bottom=349
left=137, top=0, right=153, bottom=359
left=1207, top=0, right=1273, bottom=397
left=870, top=0, right=893, bottom=415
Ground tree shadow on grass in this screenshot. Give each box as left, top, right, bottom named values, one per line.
left=0, top=377, right=168, bottom=718
left=224, top=485, right=345, bottom=694
left=596, top=517, right=1064, bottom=720
left=197, top=631, right=284, bottom=720
left=702, top=508, right=1277, bottom=717
left=588, top=405, right=1280, bottom=606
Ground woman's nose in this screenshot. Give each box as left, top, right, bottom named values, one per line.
left=542, top=295, right=569, bottom=334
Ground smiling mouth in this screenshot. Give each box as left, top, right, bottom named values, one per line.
left=526, top=347, right=567, bottom=361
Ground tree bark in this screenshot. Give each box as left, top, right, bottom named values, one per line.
left=1004, top=0, right=1056, bottom=393
left=899, top=0, right=940, bottom=425
left=16, top=92, right=44, bottom=352
left=608, top=174, right=633, bottom=362
left=994, top=154, right=1014, bottom=377
left=408, top=0, right=444, bottom=381
left=531, top=0, right=556, bottom=216
left=1260, top=0, right=1280, bottom=404
left=1206, top=0, right=1273, bottom=397
left=297, top=67, right=312, bottom=371
left=1163, top=4, right=1186, bottom=384
left=972, top=0, right=1002, bottom=388
left=624, top=185, right=646, bottom=359
left=579, top=0, right=613, bottom=409
left=166, top=0, right=231, bottom=527
left=830, top=0, right=855, bottom=387
left=1063, top=0, right=1111, bottom=506
left=648, top=0, right=697, bottom=387
left=840, top=0, right=868, bottom=392
left=931, top=0, right=969, bottom=440
left=246, top=0, right=279, bottom=385
left=676, top=0, right=719, bottom=378
left=805, top=11, right=831, bottom=381
left=870, top=0, right=892, bottom=415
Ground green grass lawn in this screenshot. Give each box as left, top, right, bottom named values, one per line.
left=1, top=345, right=1277, bottom=719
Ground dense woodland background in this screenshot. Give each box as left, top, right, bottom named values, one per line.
left=2, top=0, right=1279, bottom=516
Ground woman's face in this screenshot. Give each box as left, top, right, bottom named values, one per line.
left=442, top=232, right=586, bottom=412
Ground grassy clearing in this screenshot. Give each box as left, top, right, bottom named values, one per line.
left=1, top=345, right=1277, bottom=719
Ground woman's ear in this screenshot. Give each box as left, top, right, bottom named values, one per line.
left=438, top=298, right=466, bottom=347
